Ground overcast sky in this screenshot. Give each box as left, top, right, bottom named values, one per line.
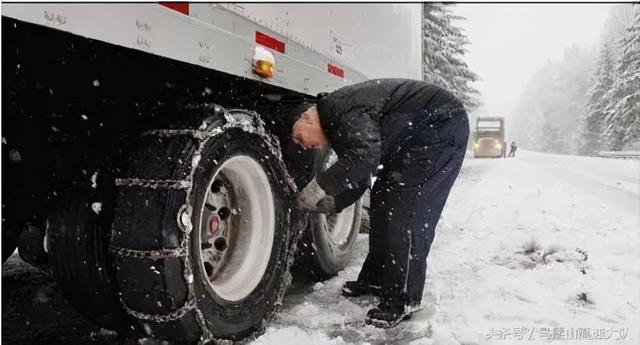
left=452, top=4, right=612, bottom=118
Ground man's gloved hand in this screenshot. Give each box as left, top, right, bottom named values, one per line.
left=312, top=195, right=336, bottom=214
left=296, top=178, right=326, bottom=211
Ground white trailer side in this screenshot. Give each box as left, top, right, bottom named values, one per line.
left=3, top=3, right=423, bottom=95
left=206, top=3, right=424, bottom=80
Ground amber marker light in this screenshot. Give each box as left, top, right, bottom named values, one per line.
left=253, top=46, right=275, bottom=79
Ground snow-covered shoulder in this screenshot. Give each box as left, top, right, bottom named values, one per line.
left=251, top=151, right=639, bottom=345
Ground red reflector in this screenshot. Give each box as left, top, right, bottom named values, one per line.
left=255, top=31, right=285, bottom=54
left=328, top=64, right=344, bottom=78
left=160, top=2, right=189, bottom=15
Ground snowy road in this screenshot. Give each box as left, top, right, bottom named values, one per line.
left=250, top=150, right=640, bottom=345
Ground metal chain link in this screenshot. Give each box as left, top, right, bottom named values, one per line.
left=109, top=244, right=187, bottom=259
left=115, top=178, right=192, bottom=190
left=122, top=297, right=196, bottom=322
left=141, top=129, right=208, bottom=140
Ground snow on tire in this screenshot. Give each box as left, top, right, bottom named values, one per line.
left=110, top=108, right=304, bottom=343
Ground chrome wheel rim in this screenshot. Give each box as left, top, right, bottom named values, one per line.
left=324, top=203, right=357, bottom=246
left=198, top=155, right=275, bottom=302
left=321, top=151, right=358, bottom=246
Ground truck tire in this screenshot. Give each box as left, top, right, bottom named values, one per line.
left=110, top=108, right=304, bottom=343
left=295, top=151, right=364, bottom=281
left=302, top=200, right=363, bottom=280
left=46, top=168, right=132, bottom=332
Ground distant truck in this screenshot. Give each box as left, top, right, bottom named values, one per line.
left=473, top=117, right=506, bottom=158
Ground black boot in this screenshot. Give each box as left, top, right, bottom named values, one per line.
left=365, top=300, right=416, bottom=328
left=341, top=280, right=381, bottom=297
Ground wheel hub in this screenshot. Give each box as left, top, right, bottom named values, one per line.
left=197, top=155, right=275, bottom=302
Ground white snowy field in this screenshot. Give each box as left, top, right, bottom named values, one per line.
left=250, top=150, right=640, bottom=345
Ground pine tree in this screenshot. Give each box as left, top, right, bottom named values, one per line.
left=510, top=46, right=594, bottom=154
left=578, top=42, right=616, bottom=155
left=603, top=6, right=640, bottom=151
left=423, top=4, right=480, bottom=110
left=540, top=111, right=569, bottom=154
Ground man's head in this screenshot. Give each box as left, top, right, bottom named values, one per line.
left=291, top=103, right=328, bottom=150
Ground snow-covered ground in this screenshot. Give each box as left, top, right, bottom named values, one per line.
left=250, top=150, right=640, bottom=345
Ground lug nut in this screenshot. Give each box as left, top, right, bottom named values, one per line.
left=218, top=207, right=231, bottom=220
left=214, top=237, right=228, bottom=251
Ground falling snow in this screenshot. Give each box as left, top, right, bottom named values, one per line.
left=91, top=171, right=98, bottom=189
left=8, top=149, right=22, bottom=162
left=91, top=202, right=102, bottom=215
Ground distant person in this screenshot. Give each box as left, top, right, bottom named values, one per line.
left=288, top=79, right=469, bottom=327
left=508, top=141, right=517, bottom=157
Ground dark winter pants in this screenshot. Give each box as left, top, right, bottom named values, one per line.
left=356, top=104, right=469, bottom=306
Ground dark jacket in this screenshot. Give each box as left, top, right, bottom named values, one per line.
left=315, top=78, right=463, bottom=197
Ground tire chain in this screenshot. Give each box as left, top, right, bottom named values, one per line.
left=112, top=130, right=213, bottom=343
left=111, top=108, right=298, bottom=345
left=115, top=178, right=192, bottom=190
left=141, top=129, right=209, bottom=140
left=109, top=240, right=188, bottom=260
left=122, top=296, right=196, bottom=323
